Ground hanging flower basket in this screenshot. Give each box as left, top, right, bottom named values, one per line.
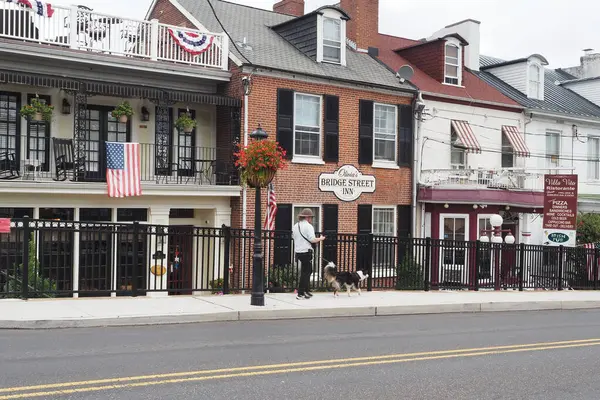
left=234, top=139, right=287, bottom=188
left=111, top=101, right=134, bottom=123
left=175, top=113, right=197, bottom=133
left=19, top=98, right=54, bottom=122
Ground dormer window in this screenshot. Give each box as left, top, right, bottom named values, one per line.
left=317, top=9, right=346, bottom=66
left=528, top=63, right=542, bottom=99
left=323, top=17, right=341, bottom=63
left=444, top=40, right=461, bottom=85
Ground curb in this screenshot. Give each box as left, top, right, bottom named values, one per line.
left=3, top=301, right=600, bottom=329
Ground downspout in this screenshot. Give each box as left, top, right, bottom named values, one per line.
left=523, top=112, right=533, bottom=245
left=241, top=87, right=249, bottom=290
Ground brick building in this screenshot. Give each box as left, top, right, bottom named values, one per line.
left=147, top=0, right=418, bottom=284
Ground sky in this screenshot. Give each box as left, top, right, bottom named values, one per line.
left=51, top=0, right=600, bottom=69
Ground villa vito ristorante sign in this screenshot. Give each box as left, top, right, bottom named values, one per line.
left=543, top=174, right=578, bottom=247
left=318, top=165, right=376, bottom=201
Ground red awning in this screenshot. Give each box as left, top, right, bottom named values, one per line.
left=502, top=125, right=530, bottom=157
left=450, top=120, right=481, bottom=154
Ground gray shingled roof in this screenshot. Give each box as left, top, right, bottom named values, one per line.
left=477, top=55, right=600, bottom=119
left=175, top=0, right=415, bottom=92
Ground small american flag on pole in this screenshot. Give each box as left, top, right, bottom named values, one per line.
left=106, top=142, right=142, bottom=198
left=264, top=183, right=277, bottom=231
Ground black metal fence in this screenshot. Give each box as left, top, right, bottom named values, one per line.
left=1, top=218, right=599, bottom=299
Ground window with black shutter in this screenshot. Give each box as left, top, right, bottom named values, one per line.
left=358, top=100, right=374, bottom=165
left=398, top=104, right=413, bottom=167
left=177, top=108, right=196, bottom=177
left=25, top=94, right=50, bottom=172
left=0, top=92, right=21, bottom=168
left=276, top=89, right=294, bottom=160
left=154, top=106, right=173, bottom=176
left=274, top=203, right=293, bottom=266
left=323, top=95, right=339, bottom=162
left=322, top=204, right=338, bottom=264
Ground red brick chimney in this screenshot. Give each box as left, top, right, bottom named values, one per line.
left=273, top=0, right=304, bottom=17
left=339, top=0, right=379, bottom=51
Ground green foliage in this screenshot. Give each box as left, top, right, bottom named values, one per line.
left=2, top=233, right=56, bottom=298
left=209, top=278, right=224, bottom=294
left=111, top=101, right=134, bottom=119
left=577, top=213, right=600, bottom=245
left=267, top=264, right=298, bottom=291
left=19, top=98, right=54, bottom=121
left=396, top=256, right=424, bottom=290
left=175, top=113, right=197, bottom=131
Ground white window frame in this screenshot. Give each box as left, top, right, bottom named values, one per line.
left=545, top=130, right=561, bottom=168
left=292, top=92, right=323, bottom=165
left=527, top=62, right=543, bottom=100
left=439, top=213, right=470, bottom=241
left=501, top=133, right=515, bottom=168
left=450, top=128, right=466, bottom=169
left=476, top=214, right=495, bottom=240
left=372, top=102, right=399, bottom=169
left=372, top=206, right=397, bottom=278
left=589, top=136, right=600, bottom=181
left=443, top=38, right=462, bottom=86
left=316, top=9, right=347, bottom=66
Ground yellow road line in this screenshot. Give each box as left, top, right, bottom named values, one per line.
left=1, top=338, right=599, bottom=399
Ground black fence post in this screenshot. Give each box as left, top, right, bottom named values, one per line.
left=222, top=224, right=231, bottom=295
left=21, top=216, right=31, bottom=300
left=474, top=240, right=480, bottom=291
left=131, top=221, right=140, bottom=297
left=595, top=248, right=599, bottom=290
left=424, top=237, right=431, bottom=291
left=367, top=233, right=374, bottom=292
left=558, top=245, right=564, bottom=291
left=518, top=243, right=525, bottom=291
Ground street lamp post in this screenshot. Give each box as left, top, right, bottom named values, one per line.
left=250, top=125, right=268, bottom=307
left=479, top=214, right=515, bottom=290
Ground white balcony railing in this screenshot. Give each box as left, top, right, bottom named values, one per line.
left=0, top=1, right=228, bottom=70
left=419, top=168, right=575, bottom=192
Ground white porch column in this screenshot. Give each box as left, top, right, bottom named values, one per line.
left=147, top=206, right=170, bottom=297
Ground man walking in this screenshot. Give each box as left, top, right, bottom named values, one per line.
left=292, top=208, right=326, bottom=300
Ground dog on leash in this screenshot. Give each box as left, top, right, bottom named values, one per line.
left=323, top=262, right=369, bottom=297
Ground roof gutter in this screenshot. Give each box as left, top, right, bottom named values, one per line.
left=527, top=109, right=600, bottom=125
left=241, top=64, right=418, bottom=95
left=421, top=91, right=524, bottom=111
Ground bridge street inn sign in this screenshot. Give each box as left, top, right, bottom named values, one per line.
left=318, top=165, right=375, bottom=202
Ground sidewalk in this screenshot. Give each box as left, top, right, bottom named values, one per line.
left=2, top=290, right=600, bottom=329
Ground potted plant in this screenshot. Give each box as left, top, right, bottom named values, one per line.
left=233, top=139, right=286, bottom=188
left=175, top=113, right=197, bottom=133
left=111, top=101, right=134, bottom=123
left=19, top=98, right=54, bottom=122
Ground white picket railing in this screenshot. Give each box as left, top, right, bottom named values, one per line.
left=419, top=168, right=575, bottom=192
left=0, top=1, right=228, bottom=70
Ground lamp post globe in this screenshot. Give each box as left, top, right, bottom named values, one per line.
left=504, top=232, right=515, bottom=245
left=250, top=124, right=268, bottom=307
left=491, top=235, right=503, bottom=244
left=489, top=214, right=503, bottom=228
left=479, top=235, right=490, bottom=243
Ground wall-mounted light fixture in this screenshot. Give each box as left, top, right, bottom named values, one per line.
left=141, top=106, right=150, bottom=122
left=61, top=98, right=71, bottom=115
left=444, top=203, right=449, bottom=209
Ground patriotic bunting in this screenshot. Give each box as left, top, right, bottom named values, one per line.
left=6, top=0, right=55, bottom=18
left=167, top=28, right=214, bottom=55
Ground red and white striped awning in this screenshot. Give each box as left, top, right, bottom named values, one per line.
left=502, top=125, right=530, bottom=157
left=450, top=120, right=481, bottom=154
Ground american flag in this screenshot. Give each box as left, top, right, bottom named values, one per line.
left=584, top=243, right=600, bottom=280
left=106, top=142, right=142, bottom=198
left=264, top=183, right=277, bottom=231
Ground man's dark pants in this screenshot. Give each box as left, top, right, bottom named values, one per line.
left=296, top=251, right=313, bottom=296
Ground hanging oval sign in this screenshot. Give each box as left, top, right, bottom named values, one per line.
left=151, top=265, right=167, bottom=276
left=547, top=232, right=569, bottom=244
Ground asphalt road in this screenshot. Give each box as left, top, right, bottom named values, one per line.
left=2, top=310, right=600, bottom=399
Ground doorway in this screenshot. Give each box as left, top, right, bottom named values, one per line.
left=168, top=226, right=194, bottom=295
left=439, top=214, right=469, bottom=286
left=82, top=106, right=131, bottom=181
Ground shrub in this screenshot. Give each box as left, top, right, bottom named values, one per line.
left=396, top=256, right=424, bottom=290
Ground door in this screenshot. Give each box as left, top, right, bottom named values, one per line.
left=439, top=215, right=469, bottom=286
left=168, top=226, right=194, bottom=295
left=176, top=109, right=196, bottom=177
left=82, top=106, right=130, bottom=181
